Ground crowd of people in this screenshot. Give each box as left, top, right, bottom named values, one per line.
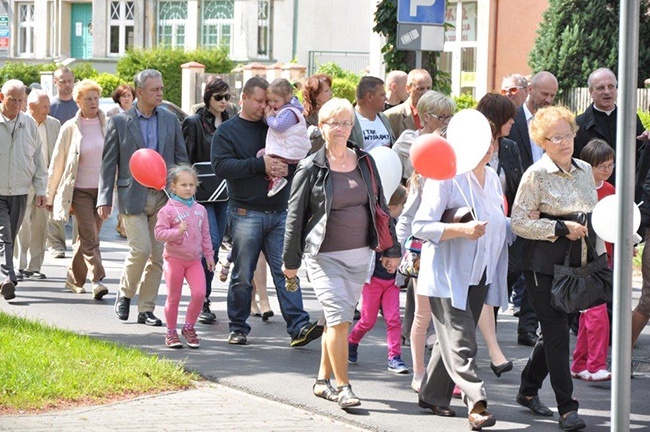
left=0, top=64, right=649, bottom=431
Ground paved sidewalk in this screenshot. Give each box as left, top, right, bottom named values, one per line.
left=0, top=382, right=370, bottom=432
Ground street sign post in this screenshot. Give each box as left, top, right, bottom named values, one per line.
left=396, top=0, right=446, bottom=67
left=396, top=23, right=444, bottom=51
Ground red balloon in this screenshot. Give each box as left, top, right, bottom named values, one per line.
left=129, top=148, right=167, bottom=190
left=410, top=134, right=457, bottom=180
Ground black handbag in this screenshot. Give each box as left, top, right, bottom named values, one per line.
left=550, top=237, right=613, bottom=314
left=193, top=162, right=228, bottom=203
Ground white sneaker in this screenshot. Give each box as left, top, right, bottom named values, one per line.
left=571, top=369, right=592, bottom=380
left=92, top=282, right=109, bottom=300
left=267, top=177, right=288, bottom=197
left=590, top=369, right=611, bottom=381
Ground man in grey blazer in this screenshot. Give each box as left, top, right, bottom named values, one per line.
left=98, top=69, right=188, bottom=326
left=15, top=90, right=61, bottom=280
left=384, top=69, right=432, bottom=139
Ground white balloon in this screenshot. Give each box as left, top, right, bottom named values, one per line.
left=369, top=146, right=402, bottom=203
left=446, top=109, right=492, bottom=174
left=591, top=195, right=641, bottom=243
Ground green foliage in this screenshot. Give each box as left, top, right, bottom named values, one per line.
left=117, top=48, right=234, bottom=106
left=373, top=0, right=452, bottom=95
left=453, top=93, right=477, bottom=112
left=71, top=62, right=98, bottom=81
left=316, top=62, right=362, bottom=85
left=638, top=110, right=650, bottom=130
left=0, top=62, right=49, bottom=87
left=95, top=73, right=128, bottom=98
left=530, top=0, right=650, bottom=94
left=331, top=77, right=357, bottom=103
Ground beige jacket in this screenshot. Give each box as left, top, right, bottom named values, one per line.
left=0, top=110, right=47, bottom=196
left=47, top=110, right=107, bottom=221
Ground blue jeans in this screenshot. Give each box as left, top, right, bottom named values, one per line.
left=202, top=200, right=229, bottom=298
left=228, top=207, right=310, bottom=338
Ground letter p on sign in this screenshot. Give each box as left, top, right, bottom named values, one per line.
left=410, top=0, right=436, bottom=16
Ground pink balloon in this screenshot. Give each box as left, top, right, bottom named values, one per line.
left=129, top=148, right=167, bottom=190
left=410, top=134, right=457, bottom=180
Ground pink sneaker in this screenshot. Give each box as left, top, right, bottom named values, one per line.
left=182, top=327, right=200, bottom=348
left=452, top=385, right=462, bottom=398
left=267, top=177, right=288, bottom=197
left=165, top=332, right=182, bottom=349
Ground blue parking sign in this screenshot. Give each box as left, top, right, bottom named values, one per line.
left=397, top=0, right=445, bottom=25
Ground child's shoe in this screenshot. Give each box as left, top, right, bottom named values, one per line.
left=182, top=326, right=200, bottom=349
left=571, top=369, right=592, bottom=380
left=267, top=177, right=288, bottom=197
left=452, top=385, right=462, bottom=398
left=219, top=260, right=231, bottom=283
left=348, top=342, right=359, bottom=364
left=387, top=355, right=409, bottom=374
left=165, top=331, right=183, bottom=349
left=590, top=369, right=611, bottom=381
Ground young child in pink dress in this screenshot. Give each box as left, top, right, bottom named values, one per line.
left=262, top=78, right=311, bottom=197
left=154, top=165, right=215, bottom=349
left=572, top=138, right=614, bottom=381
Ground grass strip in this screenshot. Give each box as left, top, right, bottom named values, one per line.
left=0, top=312, right=196, bottom=412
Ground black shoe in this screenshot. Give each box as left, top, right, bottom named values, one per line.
left=1, top=280, right=16, bottom=300
left=559, top=411, right=586, bottom=431
left=353, top=308, right=361, bottom=320
left=291, top=321, right=324, bottom=347
left=137, top=311, right=162, bottom=326
left=490, top=361, right=513, bottom=377
left=198, top=299, right=216, bottom=324
left=516, top=392, right=553, bottom=417
left=262, top=310, right=274, bottom=321
left=517, top=332, right=539, bottom=347
left=228, top=331, right=247, bottom=345
left=418, top=399, right=456, bottom=417
left=114, top=293, right=131, bottom=321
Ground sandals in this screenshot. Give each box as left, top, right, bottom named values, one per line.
left=312, top=379, right=338, bottom=402
left=337, top=384, right=361, bottom=408
left=468, top=410, right=496, bottom=431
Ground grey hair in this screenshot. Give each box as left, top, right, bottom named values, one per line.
left=505, top=73, right=528, bottom=88
left=1, top=79, right=25, bottom=94
left=417, top=90, right=456, bottom=116
left=27, top=89, right=49, bottom=105
left=134, top=69, right=163, bottom=89
left=587, top=68, right=617, bottom=89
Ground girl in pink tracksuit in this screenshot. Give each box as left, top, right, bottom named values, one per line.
left=154, top=165, right=215, bottom=349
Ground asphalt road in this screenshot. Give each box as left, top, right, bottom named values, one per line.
left=1, top=214, right=649, bottom=431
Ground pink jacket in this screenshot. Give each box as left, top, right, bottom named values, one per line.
left=154, top=199, right=214, bottom=263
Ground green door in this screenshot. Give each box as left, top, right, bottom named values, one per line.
left=70, top=3, right=92, bottom=59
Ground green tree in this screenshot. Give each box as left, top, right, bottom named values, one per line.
left=373, top=0, right=451, bottom=94
left=529, top=0, right=650, bottom=94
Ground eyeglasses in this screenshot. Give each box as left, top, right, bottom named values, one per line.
left=429, top=113, right=453, bottom=123
left=212, top=93, right=231, bottom=102
left=325, top=121, right=354, bottom=129
left=501, top=86, right=525, bottom=96
left=545, top=133, right=575, bottom=144
left=595, top=162, right=616, bottom=171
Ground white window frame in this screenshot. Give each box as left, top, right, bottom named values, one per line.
left=17, top=2, right=35, bottom=57
left=201, top=0, right=234, bottom=54
left=157, top=1, right=187, bottom=49
left=108, top=0, right=135, bottom=57
left=256, top=0, right=271, bottom=59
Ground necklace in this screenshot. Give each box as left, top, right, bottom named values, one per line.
left=328, top=149, right=349, bottom=169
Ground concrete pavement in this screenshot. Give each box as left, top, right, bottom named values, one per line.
left=1, top=214, right=649, bottom=431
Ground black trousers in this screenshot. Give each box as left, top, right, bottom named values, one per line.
left=0, top=195, right=27, bottom=283
left=519, top=271, right=579, bottom=416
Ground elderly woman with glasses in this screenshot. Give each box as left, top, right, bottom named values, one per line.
left=511, top=106, right=597, bottom=431
left=283, top=97, right=400, bottom=409
left=181, top=77, right=233, bottom=324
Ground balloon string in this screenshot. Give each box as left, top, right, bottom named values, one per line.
left=452, top=176, right=478, bottom=221
left=163, top=189, right=188, bottom=237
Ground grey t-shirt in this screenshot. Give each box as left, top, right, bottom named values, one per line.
left=50, top=97, right=78, bottom=125
left=319, top=168, right=370, bottom=252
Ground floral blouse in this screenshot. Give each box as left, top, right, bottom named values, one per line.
left=511, top=154, right=598, bottom=242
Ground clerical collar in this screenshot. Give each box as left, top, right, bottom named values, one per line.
left=593, top=105, right=615, bottom=116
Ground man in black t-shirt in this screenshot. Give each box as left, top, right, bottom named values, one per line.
left=212, top=76, right=322, bottom=347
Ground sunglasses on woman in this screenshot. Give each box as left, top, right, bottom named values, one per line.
left=212, top=93, right=231, bottom=102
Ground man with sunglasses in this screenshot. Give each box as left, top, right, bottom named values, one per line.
left=501, top=74, right=528, bottom=109
left=385, top=69, right=432, bottom=139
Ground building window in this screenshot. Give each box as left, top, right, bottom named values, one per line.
left=158, top=1, right=187, bottom=49
left=17, top=3, right=34, bottom=56
left=108, top=1, right=134, bottom=56
left=442, top=1, right=478, bottom=97
left=202, top=0, right=234, bottom=53
left=257, top=0, right=271, bottom=58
